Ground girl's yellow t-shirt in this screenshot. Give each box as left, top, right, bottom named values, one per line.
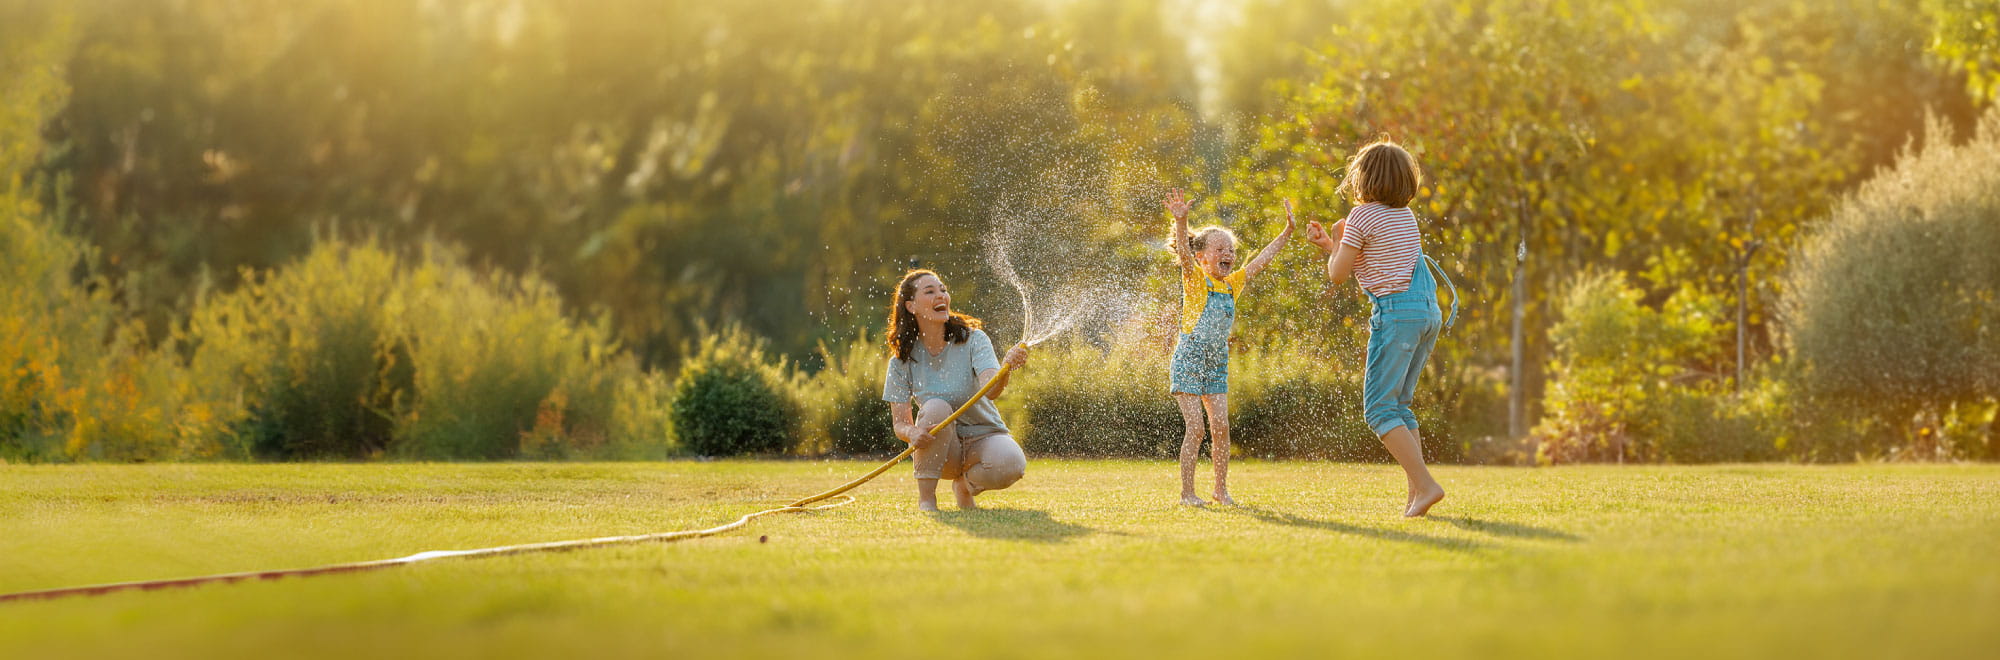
left=1178, top=267, right=1247, bottom=334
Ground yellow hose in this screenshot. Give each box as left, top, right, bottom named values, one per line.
left=789, top=346, right=1023, bottom=507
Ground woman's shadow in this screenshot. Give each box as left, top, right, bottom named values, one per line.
left=930, top=508, right=1100, bottom=544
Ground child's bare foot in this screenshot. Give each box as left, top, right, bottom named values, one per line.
left=1212, top=491, right=1238, bottom=507
left=953, top=479, right=979, bottom=510
left=1404, top=486, right=1445, bottom=518
left=1180, top=493, right=1209, bottom=507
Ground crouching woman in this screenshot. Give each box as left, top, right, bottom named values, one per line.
left=882, top=269, right=1031, bottom=512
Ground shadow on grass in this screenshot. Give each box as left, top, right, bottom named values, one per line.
left=1430, top=516, right=1584, bottom=543
left=1219, top=505, right=1487, bottom=553
left=930, top=508, right=1098, bottom=544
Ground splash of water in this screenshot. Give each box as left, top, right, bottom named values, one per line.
left=984, top=177, right=1151, bottom=348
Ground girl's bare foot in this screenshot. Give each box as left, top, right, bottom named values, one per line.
left=953, top=479, right=979, bottom=510
left=1212, top=491, right=1238, bottom=507
left=1180, top=493, right=1209, bottom=507
left=1404, top=486, right=1445, bottom=518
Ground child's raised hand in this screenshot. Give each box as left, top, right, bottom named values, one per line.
left=1283, top=199, right=1296, bottom=231
left=1163, top=189, right=1192, bottom=221
left=1305, top=221, right=1336, bottom=253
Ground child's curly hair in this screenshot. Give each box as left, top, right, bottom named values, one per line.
left=1340, top=139, right=1423, bottom=208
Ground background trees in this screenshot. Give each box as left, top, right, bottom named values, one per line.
left=2, top=0, right=1990, bottom=460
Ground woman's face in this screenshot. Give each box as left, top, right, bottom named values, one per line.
left=1198, top=234, right=1236, bottom=278
left=904, top=274, right=952, bottom=324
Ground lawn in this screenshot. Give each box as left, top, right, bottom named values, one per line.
left=2, top=460, right=1996, bottom=659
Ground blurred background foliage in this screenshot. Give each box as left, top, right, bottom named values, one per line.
left=1, top=0, right=1992, bottom=462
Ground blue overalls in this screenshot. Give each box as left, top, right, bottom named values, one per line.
left=1170, top=275, right=1236, bottom=395
left=1361, top=250, right=1458, bottom=436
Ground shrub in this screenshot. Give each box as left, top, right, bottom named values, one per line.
left=392, top=248, right=625, bottom=460
left=1781, top=110, right=2000, bottom=460
left=1229, top=342, right=1466, bottom=463
left=804, top=334, right=899, bottom=456
left=1005, top=339, right=1182, bottom=458
left=181, top=243, right=406, bottom=459
left=604, top=366, right=676, bottom=460
left=1230, top=347, right=1379, bottom=461
left=1532, top=270, right=1739, bottom=463
left=182, top=240, right=656, bottom=460
left=669, top=326, right=801, bottom=457
left=2, top=194, right=211, bottom=462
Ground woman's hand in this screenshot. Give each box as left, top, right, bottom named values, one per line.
left=898, top=422, right=936, bottom=450
left=1003, top=344, right=1029, bottom=370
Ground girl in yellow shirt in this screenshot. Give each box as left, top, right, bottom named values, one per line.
left=1163, top=189, right=1295, bottom=506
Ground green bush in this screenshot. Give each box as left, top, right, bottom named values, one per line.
left=182, top=244, right=402, bottom=459
left=804, top=335, right=898, bottom=456
left=605, top=367, right=676, bottom=460
left=1230, top=348, right=1378, bottom=461
left=392, top=248, right=626, bottom=460
left=1006, top=339, right=1182, bottom=458
left=182, top=240, right=658, bottom=460
left=669, top=326, right=801, bottom=457
left=1533, top=270, right=1747, bottom=463
left=1781, top=110, right=2000, bottom=460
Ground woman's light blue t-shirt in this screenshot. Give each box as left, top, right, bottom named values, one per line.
left=881, top=329, right=1007, bottom=438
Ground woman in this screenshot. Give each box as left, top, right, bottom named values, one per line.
left=881, top=269, right=1030, bottom=512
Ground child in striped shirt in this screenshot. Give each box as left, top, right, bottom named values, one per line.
left=1305, top=139, right=1455, bottom=517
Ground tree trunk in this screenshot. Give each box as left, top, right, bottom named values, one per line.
left=1510, top=208, right=1528, bottom=440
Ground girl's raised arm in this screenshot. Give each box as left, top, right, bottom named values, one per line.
left=1163, top=188, right=1195, bottom=272
left=1244, top=198, right=1296, bottom=280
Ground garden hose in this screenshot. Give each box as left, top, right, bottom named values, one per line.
left=0, top=496, right=856, bottom=604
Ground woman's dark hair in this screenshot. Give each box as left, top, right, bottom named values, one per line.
left=886, top=269, right=983, bottom=361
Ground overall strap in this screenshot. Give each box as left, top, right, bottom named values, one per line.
left=1204, top=272, right=1235, bottom=296
left=1422, top=253, right=1459, bottom=330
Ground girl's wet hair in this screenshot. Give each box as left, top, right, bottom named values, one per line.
left=1341, top=139, right=1423, bottom=208
left=886, top=269, right=983, bottom=361
left=1175, top=225, right=1238, bottom=268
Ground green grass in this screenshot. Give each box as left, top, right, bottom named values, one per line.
left=2, top=461, right=1997, bottom=659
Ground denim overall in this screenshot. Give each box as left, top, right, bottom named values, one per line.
left=1361, top=251, right=1458, bottom=435
left=1170, top=276, right=1236, bottom=395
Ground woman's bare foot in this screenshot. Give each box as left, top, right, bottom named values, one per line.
left=1180, top=493, right=1209, bottom=507
left=918, top=499, right=939, bottom=513
left=1404, top=486, right=1445, bottom=518
left=1212, top=491, right=1238, bottom=507
left=953, top=479, right=979, bottom=510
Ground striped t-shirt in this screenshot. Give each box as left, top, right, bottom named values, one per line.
left=1339, top=202, right=1423, bottom=296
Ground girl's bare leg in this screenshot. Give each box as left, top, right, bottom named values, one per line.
left=1380, top=426, right=1443, bottom=517
left=1202, top=394, right=1236, bottom=506
left=1174, top=394, right=1208, bottom=506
